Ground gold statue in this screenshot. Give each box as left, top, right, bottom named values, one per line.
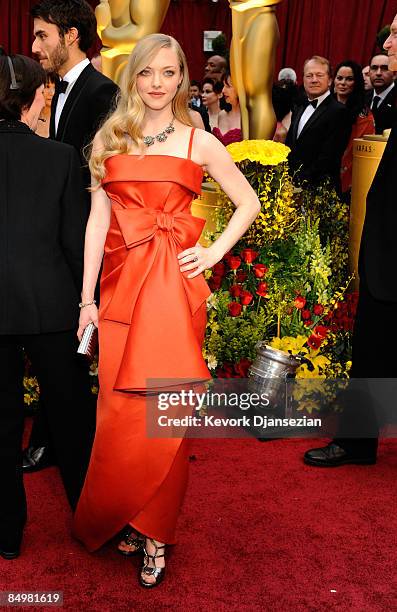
left=96, top=0, right=171, bottom=83
left=229, top=0, right=282, bottom=139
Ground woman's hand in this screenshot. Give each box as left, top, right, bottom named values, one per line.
left=77, top=304, right=99, bottom=341
left=178, top=243, right=222, bottom=279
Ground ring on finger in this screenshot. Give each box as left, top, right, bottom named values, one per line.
left=192, top=256, right=199, bottom=262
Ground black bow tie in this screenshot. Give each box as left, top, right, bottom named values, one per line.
left=56, top=79, right=69, bottom=94
left=305, top=99, right=318, bottom=109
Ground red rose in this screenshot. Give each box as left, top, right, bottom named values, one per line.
left=228, top=256, right=242, bottom=270
left=213, top=262, right=226, bottom=277
left=294, top=296, right=306, bottom=309
left=228, top=302, right=243, bottom=317
left=208, top=275, right=223, bottom=291
left=313, top=304, right=324, bottom=316
left=307, top=334, right=323, bottom=350
left=240, top=248, right=259, bottom=264
left=253, top=263, right=268, bottom=278
left=229, top=284, right=242, bottom=298
left=256, top=282, right=269, bottom=298
left=240, top=290, right=253, bottom=306
left=314, top=325, right=329, bottom=338
left=304, top=319, right=313, bottom=327
left=236, top=270, right=248, bottom=283
left=234, top=358, right=252, bottom=378
left=302, top=309, right=311, bottom=320
left=216, top=362, right=234, bottom=378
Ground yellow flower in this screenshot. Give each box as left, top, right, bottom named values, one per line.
left=269, top=335, right=308, bottom=354
left=226, top=140, right=290, bottom=166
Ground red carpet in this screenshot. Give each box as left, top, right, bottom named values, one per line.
left=1, top=437, right=397, bottom=611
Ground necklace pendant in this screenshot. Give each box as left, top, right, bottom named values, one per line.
left=143, top=117, right=175, bottom=147
left=143, top=135, right=155, bottom=146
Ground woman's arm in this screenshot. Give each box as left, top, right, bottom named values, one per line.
left=77, top=172, right=112, bottom=339
left=178, top=131, right=261, bottom=278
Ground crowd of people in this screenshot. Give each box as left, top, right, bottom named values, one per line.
left=189, top=47, right=397, bottom=199
left=1, top=0, right=397, bottom=593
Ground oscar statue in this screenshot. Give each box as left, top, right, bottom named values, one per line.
left=96, top=0, right=171, bottom=83
left=229, top=0, right=282, bottom=139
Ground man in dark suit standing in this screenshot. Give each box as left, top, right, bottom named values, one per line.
left=31, top=0, right=118, bottom=215
left=0, top=54, right=96, bottom=558
left=286, top=55, right=352, bottom=194
left=304, top=17, right=397, bottom=466
left=22, top=0, right=118, bottom=473
left=366, top=53, right=397, bottom=134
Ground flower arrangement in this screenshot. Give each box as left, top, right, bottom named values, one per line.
left=22, top=142, right=355, bottom=405
left=204, top=139, right=355, bottom=379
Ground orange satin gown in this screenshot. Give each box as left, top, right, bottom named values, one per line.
left=72, top=129, right=211, bottom=550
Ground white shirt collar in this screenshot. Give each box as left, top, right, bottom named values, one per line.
left=62, top=58, right=90, bottom=89
left=308, top=90, right=331, bottom=107
left=372, top=82, right=395, bottom=102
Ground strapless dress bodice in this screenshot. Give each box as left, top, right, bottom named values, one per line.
left=99, top=153, right=211, bottom=392
left=102, top=154, right=203, bottom=214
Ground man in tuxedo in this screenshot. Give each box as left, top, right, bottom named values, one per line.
left=286, top=55, right=352, bottom=193
left=31, top=0, right=118, bottom=213
left=23, top=0, right=118, bottom=474
left=366, top=54, right=397, bottom=134
left=304, top=17, right=397, bottom=466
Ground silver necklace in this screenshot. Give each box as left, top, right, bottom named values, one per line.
left=143, top=117, right=175, bottom=147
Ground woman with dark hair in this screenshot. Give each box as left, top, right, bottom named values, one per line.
left=333, top=60, right=375, bottom=196
left=201, top=77, right=223, bottom=130
left=212, top=72, right=242, bottom=146
left=35, top=72, right=56, bottom=138
left=0, top=54, right=95, bottom=559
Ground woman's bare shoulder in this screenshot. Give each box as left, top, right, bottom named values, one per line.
left=92, top=130, right=105, bottom=153
left=191, top=128, right=229, bottom=166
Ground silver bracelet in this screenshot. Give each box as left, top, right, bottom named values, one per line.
left=79, top=299, right=96, bottom=309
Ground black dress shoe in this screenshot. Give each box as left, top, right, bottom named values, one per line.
left=22, top=446, right=55, bottom=472
left=304, top=443, right=377, bottom=467
left=0, top=547, right=20, bottom=560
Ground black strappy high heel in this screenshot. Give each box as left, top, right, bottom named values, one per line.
left=117, top=526, right=144, bottom=557
left=139, top=538, right=166, bottom=588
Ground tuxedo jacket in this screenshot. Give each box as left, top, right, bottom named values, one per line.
left=50, top=63, right=118, bottom=205
left=366, top=84, right=397, bottom=135
left=286, top=95, right=352, bottom=192
left=359, top=122, right=397, bottom=302
left=0, top=121, right=86, bottom=334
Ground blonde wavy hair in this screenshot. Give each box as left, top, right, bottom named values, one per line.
left=89, top=34, right=192, bottom=184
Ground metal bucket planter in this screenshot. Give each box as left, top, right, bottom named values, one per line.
left=248, top=343, right=303, bottom=413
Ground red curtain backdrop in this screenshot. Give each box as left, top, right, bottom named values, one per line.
left=1, top=0, right=397, bottom=81
left=275, top=0, right=397, bottom=81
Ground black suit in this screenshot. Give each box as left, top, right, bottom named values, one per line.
left=333, top=123, right=397, bottom=459
left=366, top=84, right=397, bottom=135
left=0, top=121, right=97, bottom=550
left=50, top=62, right=118, bottom=207
left=26, top=64, right=117, bottom=475
left=286, top=94, right=352, bottom=193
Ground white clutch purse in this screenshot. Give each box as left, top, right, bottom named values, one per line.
left=77, top=322, right=98, bottom=359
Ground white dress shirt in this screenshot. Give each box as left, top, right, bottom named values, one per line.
left=297, top=90, right=331, bottom=138
left=55, top=58, right=90, bottom=134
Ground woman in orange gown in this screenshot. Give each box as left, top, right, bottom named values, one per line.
left=73, top=33, right=260, bottom=587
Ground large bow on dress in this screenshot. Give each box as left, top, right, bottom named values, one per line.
left=102, top=207, right=210, bottom=326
